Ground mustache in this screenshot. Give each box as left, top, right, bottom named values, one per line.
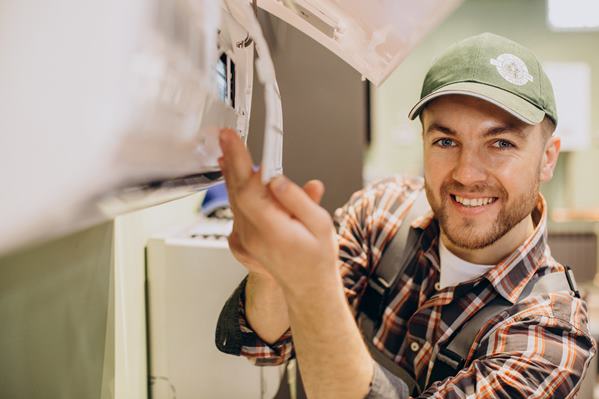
left=440, top=180, right=507, bottom=198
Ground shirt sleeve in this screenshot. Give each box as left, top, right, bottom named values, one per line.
left=214, top=276, right=247, bottom=356
left=214, top=275, right=294, bottom=366
left=414, top=304, right=597, bottom=399
left=366, top=361, right=411, bottom=399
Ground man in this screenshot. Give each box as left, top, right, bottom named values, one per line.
left=215, top=33, right=596, bottom=398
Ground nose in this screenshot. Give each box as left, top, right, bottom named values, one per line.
left=451, top=147, right=488, bottom=186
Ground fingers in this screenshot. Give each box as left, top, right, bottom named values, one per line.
left=218, top=128, right=286, bottom=232
left=303, top=180, right=325, bottom=204
left=219, top=127, right=329, bottom=244
left=228, top=229, right=253, bottom=265
left=219, top=128, right=254, bottom=193
left=269, top=176, right=331, bottom=236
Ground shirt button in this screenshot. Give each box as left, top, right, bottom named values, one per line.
left=434, top=282, right=441, bottom=291
left=410, top=341, right=420, bottom=352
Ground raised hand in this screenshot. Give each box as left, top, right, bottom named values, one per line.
left=226, top=179, right=325, bottom=279
left=218, top=128, right=338, bottom=292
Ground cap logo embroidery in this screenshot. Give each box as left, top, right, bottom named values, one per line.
left=490, top=54, right=533, bottom=86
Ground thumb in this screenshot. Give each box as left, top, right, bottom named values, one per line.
left=303, top=180, right=325, bottom=204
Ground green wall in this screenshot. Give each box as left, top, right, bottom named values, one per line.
left=369, top=0, right=599, bottom=211
left=0, top=223, right=113, bottom=399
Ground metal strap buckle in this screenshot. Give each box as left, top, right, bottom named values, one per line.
left=435, top=348, right=465, bottom=371
left=565, top=267, right=581, bottom=298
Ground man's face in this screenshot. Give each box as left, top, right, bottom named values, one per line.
left=422, top=95, right=556, bottom=250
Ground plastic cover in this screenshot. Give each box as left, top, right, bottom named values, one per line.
left=257, top=0, right=463, bottom=86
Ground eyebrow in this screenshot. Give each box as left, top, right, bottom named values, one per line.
left=425, top=122, right=526, bottom=139
left=426, top=123, right=457, bottom=136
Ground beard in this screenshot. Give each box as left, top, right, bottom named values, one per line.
left=425, top=177, right=539, bottom=250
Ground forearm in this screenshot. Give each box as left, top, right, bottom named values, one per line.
left=283, top=271, right=373, bottom=399
left=245, top=272, right=290, bottom=344
left=218, top=129, right=373, bottom=394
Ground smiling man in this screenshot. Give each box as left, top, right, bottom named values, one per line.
left=215, top=33, right=596, bottom=398
left=421, top=95, right=553, bottom=265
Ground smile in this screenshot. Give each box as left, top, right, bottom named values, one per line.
left=451, top=195, right=498, bottom=208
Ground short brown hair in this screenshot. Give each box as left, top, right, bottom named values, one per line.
left=541, top=117, right=556, bottom=141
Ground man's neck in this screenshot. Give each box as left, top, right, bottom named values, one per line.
left=441, top=215, right=535, bottom=265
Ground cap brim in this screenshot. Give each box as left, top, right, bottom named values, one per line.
left=408, top=82, right=546, bottom=125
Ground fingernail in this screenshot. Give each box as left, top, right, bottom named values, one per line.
left=270, top=176, right=287, bottom=194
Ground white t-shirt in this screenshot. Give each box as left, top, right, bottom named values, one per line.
left=439, top=240, right=494, bottom=289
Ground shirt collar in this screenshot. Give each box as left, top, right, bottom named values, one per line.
left=415, top=194, right=549, bottom=304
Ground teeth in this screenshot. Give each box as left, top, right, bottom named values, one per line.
left=454, top=195, right=496, bottom=207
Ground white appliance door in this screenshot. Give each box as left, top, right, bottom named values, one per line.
left=257, top=0, right=463, bottom=85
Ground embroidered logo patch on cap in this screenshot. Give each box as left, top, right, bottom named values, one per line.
left=409, top=33, right=558, bottom=125
left=490, top=53, right=533, bottom=86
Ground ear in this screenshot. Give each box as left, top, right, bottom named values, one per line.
left=539, top=135, right=560, bottom=182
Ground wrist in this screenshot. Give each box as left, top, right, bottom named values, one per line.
left=246, top=272, right=284, bottom=302
left=281, top=267, right=344, bottom=309
left=248, top=270, right=278, bottom=286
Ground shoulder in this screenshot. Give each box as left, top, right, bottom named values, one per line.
left=336, top=175, right=424, bottom=220
left=480, top=264, right=595, bottom=357
left=361, top=175, right=424, bottom=201
left=333, top=176, right=425, bottom=257
left=514, top=262, right=592, bottom=336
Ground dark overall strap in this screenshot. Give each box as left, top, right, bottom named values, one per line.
left=364, top=337, right=422, bottom=395
left=274, top=187, right=429, bottom=399
left=358, top=188, right=429, bottom=395
left=427, top=266, right=580, bottom=388
left=358, top=189, right=429, bottom=328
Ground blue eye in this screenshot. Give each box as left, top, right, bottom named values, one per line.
left=493, top=139, right=515, bottom=150
left=435, top=138, right=456, bottom=148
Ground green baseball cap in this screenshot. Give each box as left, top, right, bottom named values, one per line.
left=408, top=33, right=557, bottom=125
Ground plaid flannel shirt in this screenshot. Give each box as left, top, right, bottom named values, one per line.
left=224, top=176, right=596, bottom=398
